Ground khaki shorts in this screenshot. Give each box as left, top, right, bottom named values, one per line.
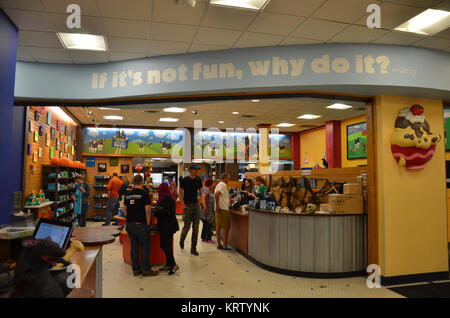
left=215, top=209, right=230, bottom=230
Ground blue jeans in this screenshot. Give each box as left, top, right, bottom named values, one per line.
left=126, top=222, right=151, bottom=273
left=105, top=197, right=119, bottom=224
left=79, top=203, right=89, bottom=227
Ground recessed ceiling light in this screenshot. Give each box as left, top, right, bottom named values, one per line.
left=394, top=9, right=450, bottom=35
left=163, top=107, right=186, bottom=113
left=232, top=112, right=239, bottom=115
left=298, top=114, right=322, bottom=120
left=276, top=123, right=295, bottom=127
left=209, top=0, right=270, bottom=11
left=103, top=115, right=123, bottom=120
left=57, top=33, right=107, bottom=51
left=218, top=120, right=225, bottom=124
left=99, top=107, right=121, bottom=110
left=252, top=99, right=260, bottom=102
left=326, top=103, right=353, bottom=110
left=159, top=118, right=179, bottom=122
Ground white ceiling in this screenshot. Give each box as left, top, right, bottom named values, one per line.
left=66, top=98, right=367, bottom=132
left=1, top=0, right=449, bottom=64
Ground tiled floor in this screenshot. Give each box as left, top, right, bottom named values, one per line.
left=89, top=220, right=402, bottom=298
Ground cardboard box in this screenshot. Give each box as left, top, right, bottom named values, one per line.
left=343, top=183, right=362, bottom=195
left=328, top=194, right=363, bottom=214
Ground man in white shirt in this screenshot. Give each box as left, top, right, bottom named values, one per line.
left=214, top=173, right=231, bottom=250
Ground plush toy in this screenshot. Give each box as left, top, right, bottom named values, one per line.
left=11, top=239, right=66, bottom=298
left=25, top=192, right=39, bottom=206
left=135, top=163, right=143, bottom=172
left=390, top=104, right=441, bottom=170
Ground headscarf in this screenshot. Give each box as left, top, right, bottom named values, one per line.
left=157, top=182, right=174, bottom=205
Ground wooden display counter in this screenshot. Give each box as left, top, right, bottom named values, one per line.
left=70, top=246, right=103, bottom=297
left=229, top=209, right=248, bottom=254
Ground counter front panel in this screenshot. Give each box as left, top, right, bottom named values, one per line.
left=248, top=209, right=367, bottom=275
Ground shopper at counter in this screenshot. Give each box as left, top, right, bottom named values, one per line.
left=168, top=176, right=178, bottom=199
left=74, top=175, right=90, bottom=227
left=242, top=179, right=255, bottom=195
left=201, top=178, right=215, bottom=244
left=215, top=173, right=231, bottom=250
left=154, top=183, right=179, bottom=276
left=179, top=165, right=203, bottom=256
left=122, top=174, right=158, bottom=277
left=104, top=172, right=123, bottom=226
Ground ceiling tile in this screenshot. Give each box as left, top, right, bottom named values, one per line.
left=247, top=12, right=304, bottom=36
left=48, top=13, right=104, bottom=34
left=16, top=46, right=34, bottom=60
left=189, top=43, right=229, bottom=53
left=98, top=0, right=153, bottom=21
left=4, top=8, right=54, bottom=31
left=109, top=52, right=146, bottom=62
left=234, top=32, right=284, bottom=48
left=150, top=22, right=197, bottom=43
left=330, top=25, right=389, bottom=43
left=27, top=47, right=72, bottom=62
left=372, top=30, right=425, bottom=45
left=0, top=0, right=45, bottom=11
left=148, top=40, right=190, bottom=56
left=41, top=0, right=100, bottom=16
left=291, top=18, right=348, bottom=41
left=103, top=18, right=150, bottom=39
left=434, top=27, right=450, bottom=40
left=107, top=37, right=148, bottom=53
left=18, top=30, right=62, bottom=48
left=413, top=37, right=450, bottom=50
left=69, top=50, right=109, bottom=64
left=201, top=6, right=257, bottom=30
left=279, top=37, right=322, bottom=46
left=193, top=27, right=242, bottom=46
left=264, top=0, right=327, bottom=17
left=354, top=2, right=424, bottom=29
left=312, top=0, right=381, bottom=24
left=152, top=0, right=206, bottom=25
left=387, top=0, right=443, bottom=8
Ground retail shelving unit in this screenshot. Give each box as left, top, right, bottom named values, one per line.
left=92, top=174, right=111, bottom=221
left=41, top=165, right=86, bottom=223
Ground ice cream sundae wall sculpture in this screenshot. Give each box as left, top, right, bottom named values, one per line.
left=390, top=104, right=441, bottom=170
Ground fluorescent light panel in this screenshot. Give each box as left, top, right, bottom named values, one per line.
left=103, top=115, right=123, bottom=120
left=99, top=107, right=121, bottom=110
left=326, top=103, right=353, bottom=110
left=210, top=0, right=270, bottom=11
left=49, top=107, right=76, bottom=124
left=163, top=107, right=186, bottom=113
left=159, top=118, right=179, bottom=122
left=395, top=9, right=450, bottom=35
left=276, top=123, right=295, bottom=127
left=298, top=114, right=322, bottom=120
left=58, top=33, right=107, bottom=51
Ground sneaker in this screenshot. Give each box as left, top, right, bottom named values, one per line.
left=223, top=246, right=232, bottom=251
left=133, top=271, right=142, bottom=276
left=207, top=240, right=214, bottom=244
left=179, top=240, right=184, bottom=250
left=191, top=250, right=199, bottom=256
left=159, top=266, right=171, bottom=272
left=217, top=246, right=224, bottom=250
left=102, top=223, right=110, bottom=226
left=168, top=265, right=179, bottom=276
left=142, top=270, right=159, bottom=277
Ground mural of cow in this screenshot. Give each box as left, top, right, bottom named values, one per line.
left=138, top=143, right=145, bottom=152
left=88, top=140, right=98, bottom=153
left=97, top=139, right=105, bottom=152
left=161, top=141, right=171, bottom=154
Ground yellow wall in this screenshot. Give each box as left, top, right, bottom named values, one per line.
left=376, top=95, right=448, bottom=277
left=341, top=115, right=368, bottom=168
left=300, top=128, right=325, bottom=168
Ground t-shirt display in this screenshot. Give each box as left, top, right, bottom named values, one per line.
left=124, top=188, right=151, bottom=223
left=180, top=176, right=202, bottom=204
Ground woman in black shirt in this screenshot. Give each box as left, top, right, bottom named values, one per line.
left=154, top=182, right=180, bottom=275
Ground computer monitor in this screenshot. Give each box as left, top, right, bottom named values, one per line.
left=33, top=219, right=73, bottom=250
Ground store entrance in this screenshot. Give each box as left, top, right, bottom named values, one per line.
left=22, top=92, right=376, bottom=277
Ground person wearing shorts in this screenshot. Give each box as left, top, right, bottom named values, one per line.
left=214, top=173, right=231, bottom=250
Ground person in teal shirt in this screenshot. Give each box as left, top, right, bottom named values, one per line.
left=73, top=175, right=84, bottom=225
